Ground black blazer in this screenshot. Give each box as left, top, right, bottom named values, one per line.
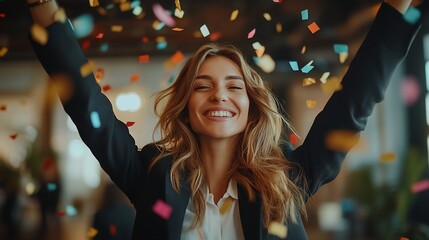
left=31, top=3, right=420, bottom=239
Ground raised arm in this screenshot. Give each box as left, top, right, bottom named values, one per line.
left=26, top=0, right=58, bottom=27
left=285, top=1, right=421, bottom=199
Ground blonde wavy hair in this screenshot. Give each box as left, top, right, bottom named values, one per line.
left=152, top=43, right=307, bottom=228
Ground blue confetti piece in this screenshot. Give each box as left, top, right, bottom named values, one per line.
left=157, top=41, right=168, bottom=50
left=301, top=9, right=309, bottom=21
left=403, top=7, right=421, bottom=24
left=301, top=65, right=314, bottom=73
left=100, top=43, right=109, bottom=53
left=66, top=205, right=77, bottom=217
left=333, top=44, right=348, bottom=54
left=72, top=14, right=94, bottom=39
left=253, top=56, right=260, bottom=64
left=47, top=183, right=57, bottom=191
left=289, top=61, right=299, bottom=71
left=90, top=111, right=101, bottom=129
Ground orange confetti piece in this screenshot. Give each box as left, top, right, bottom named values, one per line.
left=95, top=68, right=104, bottom=82
left=306, top=100, right=317, bottom=109
left=9, top=133, right=18, bottom=140
left=307, top=22, right=320, bottom=34
left=172, top=27, right=184, bottom=31
left=119, top=2, right=131, bottom=12
left=290, top=133, right=298, bottom=144
left=400, top=238, right=409, bottom=240
left=130, top=73, right=140, bottom=82
left=31, top=24, right=48, bottom=45
left=142, top=36, right=149, bottom=43
left=268, top=222, right=288, bottom=238
left=255, top=46, right=265, bottom=58
left=110, top=224, right=117, bottom=235
left=87, top=227, right=98, bottom=238
left=0, top=47, right=8, bottom=57
left=219, top=198, right=233, bottom=214
left=111, top=25, right=123, bottom=32
left=56, top=211, right=66, bottom=217
left=320, top=77, right=342, bottom=94
left=303, top=78, right=316, bottom=87
left=126, top=121, right=135, bottom=127
left=95, top=32, right=104, bottom=39
left=209, top=32, right=221, bottom=42
left=230, top=9, right=239, bottom=21
left=170, top=51, right=184, bottom=65
left=53, top=8, right=67, bottom=23
left=0, top=105, right=6, bottom=111
left=248, top=28, right=256, bottom=39
left=102, top=84, right=111, bottom=92
left=325, top=130, right=360, bottom=152
left=380, top=152, right=396, bottom=163
left=80, top=61, right=95, bottom=77
left=89, top=0, right=99, bottom=7
left=139, top=54, right=150, bottom=63
left=276, top=23, right=282, bottom=33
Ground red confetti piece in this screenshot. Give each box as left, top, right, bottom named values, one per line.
left=307, top=22, right=320, bottom=34
left=0, top=13, right=6, bottom=18
left=126, top=121, right=135, bottom=127
left=0, top=105, right=6, bottom=111
left=152, top=199, right=173, bottom=220
left=139, top=54, right=150, bottom=63
left=110, top=224, right=117, bottom=235
left=411, top=179, right=429, bottom=193
left=96, top=32, right=104, bottom=39
left=82, top=40, right=91, bottom=50
left=102, top=84, right=111, bottom=92
left=130, top=73, right=140, bottom=82
left=247, top=28, right=256, bottom=39
left=9, top=133, right=18, bottom=140
left=290, top=134, right=298, bottom=144
left=142, top=37, right=149, bottom=43
left=209, top=32, right=222, bottom=42
left=56, top=211, right=66, bottom=217
left=400, top=238, right=409, bottom=240
left=42, top=157, right=54, bottom=171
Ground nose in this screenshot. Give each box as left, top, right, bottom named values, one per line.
left=210, top=88, right=227, bottom=102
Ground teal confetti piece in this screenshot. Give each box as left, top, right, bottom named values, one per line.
left=289, top=61, right=299, bottom=71
left=253, top=56, right=260, bottom=64
left=47, top=183, right=57, bottom=191
left=72, top=14, right=94, bottom=39
left=333, top=44, right=348, bottom=54
left=100, top=43, right=109, bottom=53
left=403, top=7, right=421, bottom=24
left=90, top=111, right=101, bottom=129
left=301, top=9, right=309, bottom=20
left=66, top=205, right=77, bottom=216
left=156, top=41, right=168, bottom=50
left=301, top=65, right=314, bottom=73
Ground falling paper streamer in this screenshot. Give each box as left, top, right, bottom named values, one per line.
left=307, top=22, right=320, bottom=34
left=411, top=179, right=429, bottom=193
left=72, top=14, right=94, bottom=38
left=219, top=198, right=233, bottom=214
left=321, top=77, right=342, bottom=94
left=152, top=199, right=173, bottom=220
left=230, top=9, right=239, bottom=21
left=380, top=152, right=396, bottom=163
left=153, top=3, right=175, bottom=27
left=200, top=24, right=210, bottom=37
left=90, top=111, right=101, bottom=128
left=174, top=8, right=184, bottom=18
left=301, top=9, right=309, bottom=20
left=31, top=24, right=48, bottom=45
left=248, top=28, right=256, bottom=39
left=268, top=222, right=288, bottom=238
left=88, top=227, right=98, bottom=238
left=303, top=78, right=316, bottom=87
left=0, top=47, right=8, bottom=57
left=54, top=8, right=67, bottom=23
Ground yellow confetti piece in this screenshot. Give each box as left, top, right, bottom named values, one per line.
left=175, top=0, right=182, bottom=11
left=31, top=24, right=48, bottom=45
left=200, top=24, right=210, bottom=37
left=111, top=25, right=123, bottom=32
left=276, top=23, right=282, bottom=33
left=325, top=130, right=360, bottom=152
left=302, top=78, right=316, bottom=87
left=87, top=227, right=98, bottom=238
left=219, top=198, right=233, bottom=214
left=89, top=0, right=99, bottom=7
left=119, top=2, right=131, bottom=12
left=97, top=7, right=107, bottom=15
left=263, top=12, right=272, bottom=21
left=80, top=60, right=95, bottom=77
left=268, top=222, right=288, bottom=238
left=380, top=152, right=396, bottom=163
left=174, top=8, right=184, bottom=18
left=256, top=54, right=275, bottom=73
left=339, top=52, right=348, bottom=63
left=301, top=45, right=306, bottom=54
left=320, top=77, right=342, bottom=94
left=320, top=72, right=330, bottom=83
left=255, top=46, right=265, bottom=58
left=53, top=8, right=67, bottom=23
left=230, top=9, right=239, bottom=21
left=0, top=47, right=8, bottom=57
left=306, top=100, right=317, bottom=109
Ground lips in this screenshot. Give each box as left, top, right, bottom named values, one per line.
left=204, top=108, right=237, bottom=118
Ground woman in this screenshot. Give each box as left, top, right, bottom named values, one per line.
left=27, top=0, right=421, bottom=239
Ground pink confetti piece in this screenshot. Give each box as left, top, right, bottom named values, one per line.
left=401, top=76, right=420, bottom=106
left=247, top=28, right=256, bottom=39
left=411, top=179, right=429, bottom=193
left=152, top=199, right=173, bottom=220
left=152, top=3, right=175, bottom=27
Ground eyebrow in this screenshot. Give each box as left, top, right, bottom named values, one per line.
left=195, top=74, right=244, bottom=80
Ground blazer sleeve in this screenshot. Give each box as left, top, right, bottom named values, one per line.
left=285, top=3, right=421, bottom=199
left=29, top=20, right=147, bottom=202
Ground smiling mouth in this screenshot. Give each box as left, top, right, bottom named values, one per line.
left=206, top=111, right=235, bottom=117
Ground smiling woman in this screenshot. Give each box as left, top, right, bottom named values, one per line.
left=26, top=0, right=423, bottom=239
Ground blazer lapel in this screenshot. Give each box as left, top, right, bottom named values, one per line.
left=165, top=162, right=190, bottom=240
left=238, top=184, right=266, bottom=240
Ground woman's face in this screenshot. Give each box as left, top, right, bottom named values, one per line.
left=187, top=56, right=250, bottom=140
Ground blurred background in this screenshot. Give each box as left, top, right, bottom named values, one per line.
left=1, top=0, right=429, bottom=239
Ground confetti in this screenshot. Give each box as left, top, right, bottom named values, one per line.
left=174, top=8, right=184, bottom=18
left=333, top=44, right=348, bottom=54
left=306, top=100, right=317, bottom=109
left=47, top=183, right=57, bottom=191
left=94, top=68, right=104, bottom=81
left=289, top=61, right=299, bottom=71
left=110, top=224, right=117, bottom=235
left=119, top=2, right=131, bottom=12
left=0, top=47, right=8, bottom=57
left=130, top=73, right=140, bottom=82
left=95, top=32, right=104, bottom=39
left=411, top=179, right=429, bottom=193
left=172, top=27, right=184, bottom=31
left=9, top=133, right=18, bottom=140
left=81, top=40, right=91, bottom=50
left=276, top=23, right=282, bottom=33
left=72, top=14, right=94, bottom=38
left=53, top=8, right=67, bottom=23
left=111, top=25, right=123, bottom=32
left=66, top=205, right=78, bottom=216
left=230, top=9, right=239, bottom=21
left=56, top=211, right=66, bottom=217
left=301, top=45, right=306, bottom=54
left=90, top=111, right=101, bottom=128
left=126, top=121, right=135, bottom=127
left=400, top=238, right=409, bottom=240
left=339, top=52, right=348, bottom=63
left=219, top=198, right=233, bottom=214
left=255, top=46, right=265, bottom=58
left=99, top=43, right=109, bottom=53
left=152, top=199, right=173, bottom=220
left=197, top=229, right=204, bottom=240
left=0, top=13, right=5, bottom=18
left=301, top=60, right=314, bottom=74
left=153, top=3, right=175, bottom=27
left=401, top=76, right=420, bottom=106
left=321, top=77, right=342, bottom=94
left=307, top=22, right=320, bottom=34
left=290, top=133, right=298, bottom=144
left=247, top=28, right=256, bottom=39
left=301, top=9, right=309, bottom=20
left=133, top=6, right=144, bottom=17
left=102, top=84, right=111, bottom=92
left=320, top=72, right=330, bottom=83
left=89, top=0, right=99, bottom=7
left=200, top=24, right=210, bottom=37
left=80, top=61, right=95, bottom=77
left=139, top=54, right=150, bottom=63
left=170, top=50, right=184, bottom=65
left=255, top=54, right=275, bottom=73
left=268, top=222, right=288, bottom=238
left=175, top=0, right=182, bottom=11
left=87, top=227, right=98, bottom=238
left=31, top=24, right=48, bottom=45
left=380, top=152, right=396, bottom=163
left=403, top=7, right=421, bottom=24
left=325, top=130, right=360, bottom=152
left=303, top=78, right=316, bottom=87
left=152, top=20, right=165, bottom=30
left=263, top=12, right=271, bottom=21
left=156, top=37, right=168, bottom=50
left=209, top=32, right=221, bottom=41
left=0, top=105, right=6, bottom=111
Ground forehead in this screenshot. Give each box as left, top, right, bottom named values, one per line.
left=197, top=55, right=243, bottom=77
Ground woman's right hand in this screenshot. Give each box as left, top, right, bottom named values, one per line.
left=27, top=0, right=59, bottom=27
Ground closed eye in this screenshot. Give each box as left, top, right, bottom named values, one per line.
left=194, top=85, right=210, bottom=90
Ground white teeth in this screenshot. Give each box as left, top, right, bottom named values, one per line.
left=207, top=111, right=233, bottom=117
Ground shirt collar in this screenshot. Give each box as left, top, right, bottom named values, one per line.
left=201, top=178, right=239, bottom=202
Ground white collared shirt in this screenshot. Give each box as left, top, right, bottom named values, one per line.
left=180, top=179, right=245, bottom=240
